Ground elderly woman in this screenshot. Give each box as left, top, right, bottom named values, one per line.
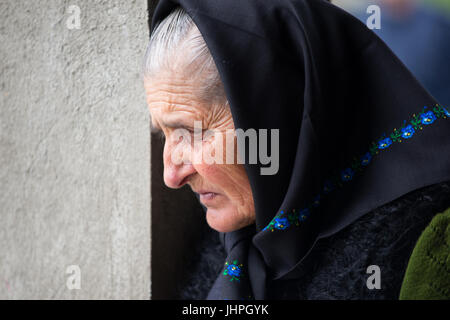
left=144, top=0, right=450, bottom=300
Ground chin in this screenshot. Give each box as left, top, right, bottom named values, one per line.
left=205, top=207, right=244, bottom=233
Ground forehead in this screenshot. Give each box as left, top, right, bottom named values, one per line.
left=144, top=74, right=210, bottom=127
left=145, top=73, right=197, bottom=105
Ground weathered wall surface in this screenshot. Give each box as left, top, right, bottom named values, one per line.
left=0, top=0, right=150, bottom=299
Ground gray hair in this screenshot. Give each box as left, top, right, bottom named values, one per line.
left=144, top=7, right=228, bottom=107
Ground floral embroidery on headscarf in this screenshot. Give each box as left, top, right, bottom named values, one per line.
left=378, top=137, right=393, bottom=149
left=262, top=105, right=449, bottom=233
left=401, top=125, right=415, bottom=139
left=420, top=111, right=437, bottom=125
left=298, top=208, right=310, bottom=222
left=341, top=168, right=355, bottom=182
left=443, top=106, right=450, bottom=117
left=360, top=152, right=372, bottom=166
left=223, top=260, right=244, bottom=282
left=273, top=216, right=290, bottom=230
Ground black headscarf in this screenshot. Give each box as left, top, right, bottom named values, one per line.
left=150, top=0, right=450, bottom=300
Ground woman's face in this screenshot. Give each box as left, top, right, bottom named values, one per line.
left=144, top=72, right=255, bottom=232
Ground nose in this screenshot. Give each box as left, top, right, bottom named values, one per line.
left=162, top=139, right=196, bottom=189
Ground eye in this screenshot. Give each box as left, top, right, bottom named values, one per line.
left=202, top=129, right=215, bottom=140
left=182, top=127, right=203, bottom=137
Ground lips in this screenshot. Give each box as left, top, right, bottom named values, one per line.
left=195, top=190, right=220, bottom=205
left=199, top=192, right=217, bottom=200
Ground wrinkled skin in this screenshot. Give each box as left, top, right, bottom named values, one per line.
left=145, top=72, right=255, bottom=232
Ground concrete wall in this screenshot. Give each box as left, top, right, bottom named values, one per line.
left=0, top=0, right=151, bottom=299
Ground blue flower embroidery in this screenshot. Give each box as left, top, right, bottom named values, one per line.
left=443, top=106, right=450, bottom=117
left=378, top=137, right=393, bottom=149
left=341, top=168, right=354, bottom=181
left=360, top=152, right=372, bottom=166
left=223, top=260, right=243, bottom=281
left=298, top=208, right=310, bottom=222
left=262, top=105, right=448, bottom=234
left=401, top=124, right=415, bottom=139
left=420, top=111, right=437, bottom=125
left=274, top=217, right=289, bottom=230
left=227, top=264, right=241, bottom=277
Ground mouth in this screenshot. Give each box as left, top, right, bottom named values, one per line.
left=195, top=190, right=220, bottom=205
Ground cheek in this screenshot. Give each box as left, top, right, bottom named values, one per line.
left=194, top=137, right=252, bottom=197
left=194, top=162, right=226, bottom=188
left=195, top=162, right=251, bottom=200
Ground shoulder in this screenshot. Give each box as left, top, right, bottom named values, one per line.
left=399, top=207, right=450, bottom=300
left=268, top=181, right=450, bottom=300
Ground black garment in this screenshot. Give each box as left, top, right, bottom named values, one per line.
left=177, top=181, right=450, bottom=300
left=268, top=182, right=450, bottom=299
left=151, top=0, right=450, bottom=300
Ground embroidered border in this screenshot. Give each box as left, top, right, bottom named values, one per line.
left=262, top=104, right=450, bottom=232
